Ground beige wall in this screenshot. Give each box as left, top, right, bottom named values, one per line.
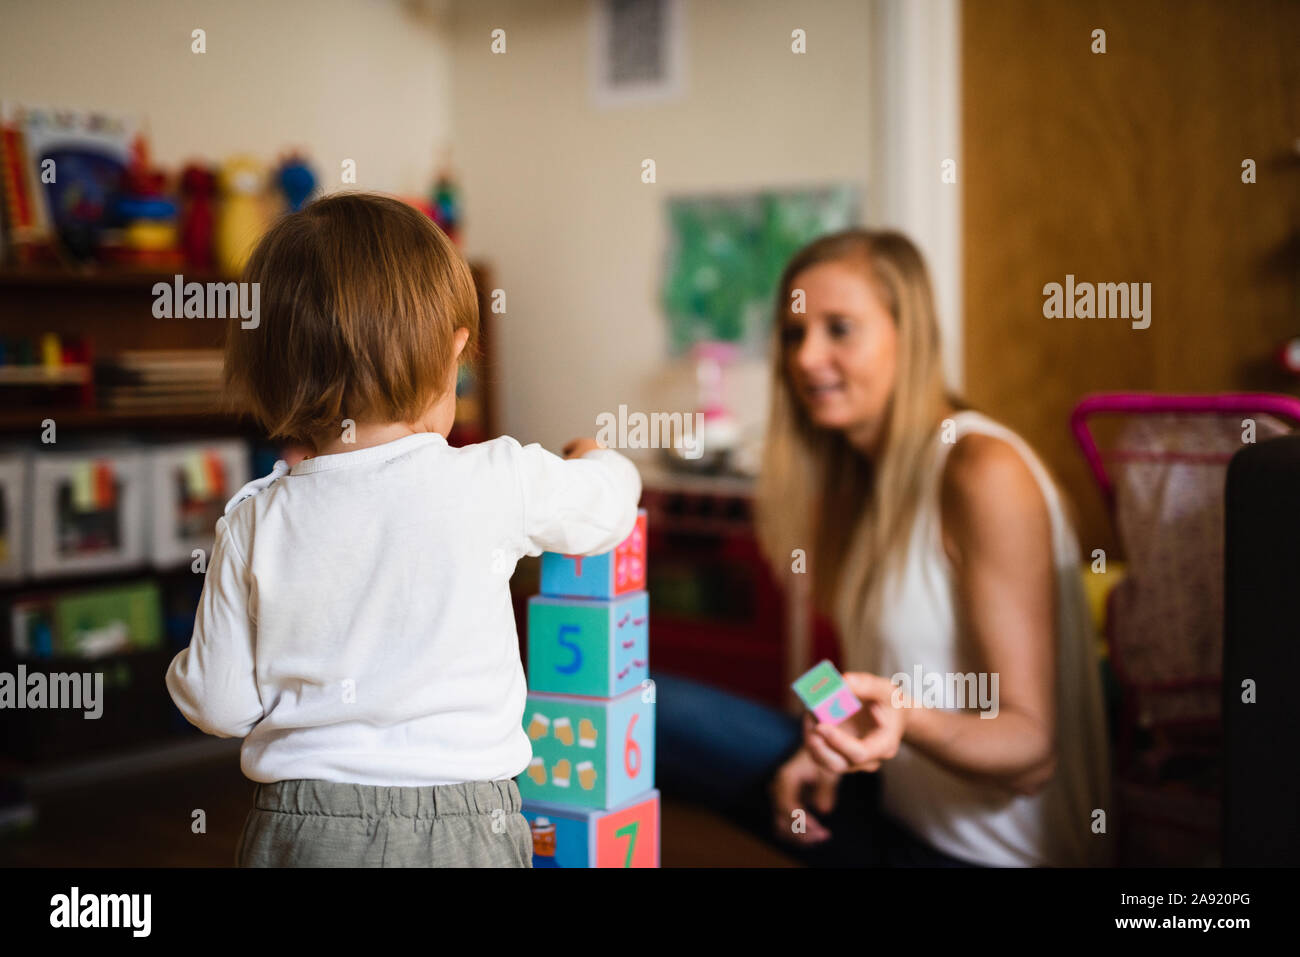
left=0, top=0, right=452, bottom=195
left=449, top=0, right=873, bottom=450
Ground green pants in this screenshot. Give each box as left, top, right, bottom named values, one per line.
left=235, top=778, right=534, bottom=867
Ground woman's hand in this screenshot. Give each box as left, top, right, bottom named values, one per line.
left=769, top=746, right=842, bottom=845
left=562, top=437, right=605, bottom=459
left=804, top=672, right=909, bottom=774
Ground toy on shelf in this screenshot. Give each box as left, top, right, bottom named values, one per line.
left=429, top=159, right=460, bottom=244
left=792, top=659, right=863, bottom=725
left=121, top=133, right=164, bottom=197
left=274, top=152, right=317, bottom=212
left=519, top=506, right=658, bottom=866
left=0, top=104, right=58, bottom=264
left=0, top=332, right=93, bottom=409
left=17, top=580, right=163, bottom=658
left=179, top=164, right=217, bottom=270
left=108, top=133, right=182, bottom=270
left=17, top=107, right=135, bottom=263
left=215, top=156, right=271, bottom=276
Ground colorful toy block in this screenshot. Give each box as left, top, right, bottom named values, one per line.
left=519, top=684, right=654, bottom=810
left=540, top=508, right=646, bottom=599
left=792, top=659, right=862, bottom=725
left=527, top=590, right=648, bottom=697
left=523, top=789, right=660, bottom=868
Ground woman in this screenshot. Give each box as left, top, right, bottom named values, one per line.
left=655, top=230, right=1112, bottom=867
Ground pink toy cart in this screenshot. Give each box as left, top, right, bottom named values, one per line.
left=1071, top=392, right=1300, bottom=863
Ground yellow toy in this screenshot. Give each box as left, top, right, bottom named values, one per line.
left=215, top=156, right=271, bottom=276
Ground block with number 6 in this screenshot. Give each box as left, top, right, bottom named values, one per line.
left=522, top=790, right=659, bottom=868
left=519, top=685, right=655, bottom=809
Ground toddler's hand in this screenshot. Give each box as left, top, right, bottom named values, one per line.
left=562, top=437, right=605, bottom=459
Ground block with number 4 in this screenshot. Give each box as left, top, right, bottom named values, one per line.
left=540, top=508, right=646, bottom=600
left=523, top=789, right=659, bottom=868
left=792, top=659, right=862, bottom=725
left=527, top=591, right=648, bottom=697
left=519, top=685, right=654, bottom=810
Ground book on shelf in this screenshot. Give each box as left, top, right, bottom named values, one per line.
left=95, top=348, right=225, bottom=412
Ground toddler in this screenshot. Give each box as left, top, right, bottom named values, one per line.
left=165, top=192, right=641, bottom=867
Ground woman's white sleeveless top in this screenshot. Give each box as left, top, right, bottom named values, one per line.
left=871, top=410, right=1113, bottom=866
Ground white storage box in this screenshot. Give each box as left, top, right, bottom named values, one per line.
left=0, top=448, right=29, bottom=582
left=146, top=439, right=250, bottom=568
left=29, top=447, right=148, bottom=578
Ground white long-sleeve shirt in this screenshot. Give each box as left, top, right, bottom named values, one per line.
left=165, top=432, right=642, bottom=786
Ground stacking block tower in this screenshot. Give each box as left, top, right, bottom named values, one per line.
left=520, top=508, right=659, bottom=868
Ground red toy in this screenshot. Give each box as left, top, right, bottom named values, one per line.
left=179, top=164, right=216, bottom=270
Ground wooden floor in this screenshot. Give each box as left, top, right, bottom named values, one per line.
left=0, top=750, right=799, bottom=868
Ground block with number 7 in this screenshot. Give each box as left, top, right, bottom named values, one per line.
left=519, top=685, right=655, bottom=809
left=792, top=659, right=862, bottom=725
left=522, top=790, right=659, bottom=868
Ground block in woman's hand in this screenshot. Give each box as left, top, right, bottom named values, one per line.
left=793, top=659, right=863, bottom=725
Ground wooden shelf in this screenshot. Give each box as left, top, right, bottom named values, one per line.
left=0, top=406, right=250, bottom=432
left=0, top=266, right=232, bottom=289
left=0, top=406, right=489, bottom=433
left=0, top=259, right=497, bottom=438
left=0, top=364, right=90, bottom=385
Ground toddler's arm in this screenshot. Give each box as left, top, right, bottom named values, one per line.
left=165, top=516, right=264, bottom=738
left=510, top=437, right=642, bottom=558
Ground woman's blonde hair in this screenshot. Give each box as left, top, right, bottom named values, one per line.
left=754, top=229, right=962, bottom=671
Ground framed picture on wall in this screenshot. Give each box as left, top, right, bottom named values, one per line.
left=660, top=184, right=859, bottom=356
left=590, top=0, right=686, bottom=108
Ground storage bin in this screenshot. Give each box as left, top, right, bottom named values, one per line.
left=146, top=439, right=250, bottom=568
left=28, top=447, right=147, bottom=578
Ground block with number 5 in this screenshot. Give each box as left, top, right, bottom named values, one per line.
left=518, top=685, right=655, bottom=809
left=522, top=790, right=659, bottom=868
left=527, top=591, right=648, bottom=697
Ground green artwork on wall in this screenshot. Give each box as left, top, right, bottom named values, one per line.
left=661, top=185, right=859, bottom=355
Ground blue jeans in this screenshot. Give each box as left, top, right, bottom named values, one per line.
left=651, top=671, right=982, bottom=867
